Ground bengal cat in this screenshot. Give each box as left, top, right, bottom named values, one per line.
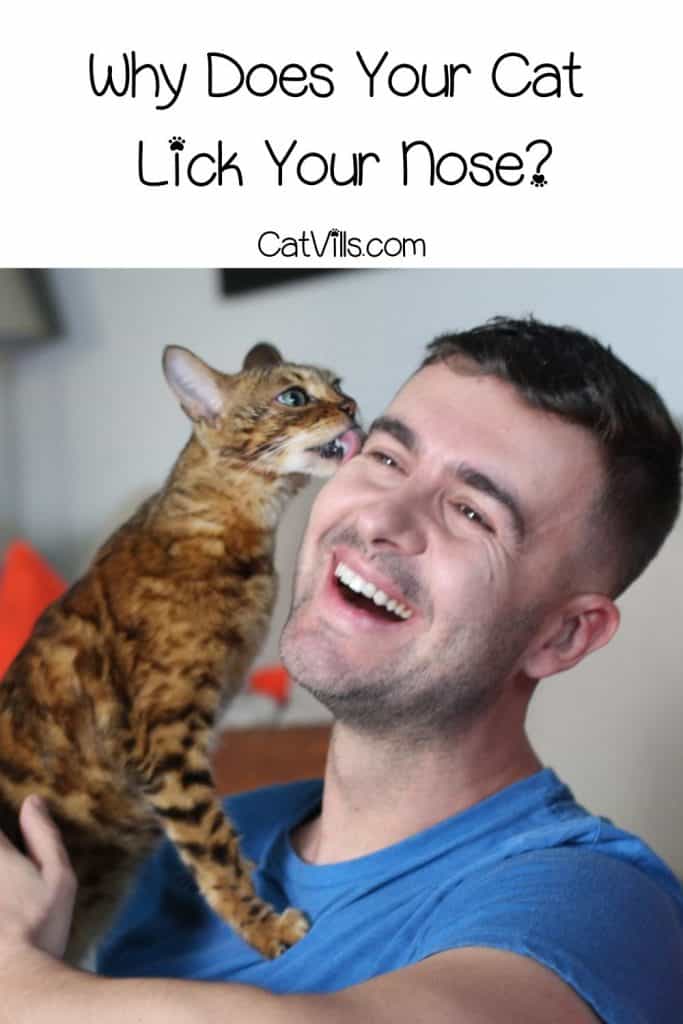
left=0, top=341, right=361, bottom=963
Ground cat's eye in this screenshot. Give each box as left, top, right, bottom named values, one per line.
left=277, top=387, right=310, bottom=407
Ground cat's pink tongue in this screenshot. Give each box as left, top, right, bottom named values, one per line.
left=340, top=428, right=363, bottom=462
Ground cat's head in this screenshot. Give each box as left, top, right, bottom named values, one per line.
left=162, top=342, right=362, bottom=478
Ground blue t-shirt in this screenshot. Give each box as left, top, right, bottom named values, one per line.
left=98, top=768, right=683, bottom=1023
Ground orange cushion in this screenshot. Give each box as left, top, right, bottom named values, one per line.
left=0, top=540, right=67, bottom=678
left=248, top=664, right=291, bottom=705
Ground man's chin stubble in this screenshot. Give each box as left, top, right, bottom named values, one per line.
left=294, top=670, right=505, bottom=744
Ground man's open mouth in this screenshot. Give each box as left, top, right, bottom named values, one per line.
left=334, top=561, right=412, bottom=621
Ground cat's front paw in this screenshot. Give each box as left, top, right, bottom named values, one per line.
left=252, top=906, right=310, bottom=958
left=275, top=906, right=309, bottom=947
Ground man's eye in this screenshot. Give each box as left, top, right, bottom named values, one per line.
left=367, top=450, right=398, bottom=469
left=454, top=503, right=493, bottom=533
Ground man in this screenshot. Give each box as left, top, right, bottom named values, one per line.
left=1, top=317, right=682, bottom=1023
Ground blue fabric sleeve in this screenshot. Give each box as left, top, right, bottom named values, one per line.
left=417, top=849, right=683, bottom=1024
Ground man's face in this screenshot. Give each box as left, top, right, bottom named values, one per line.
left=280, top=361, right=605, bottom=738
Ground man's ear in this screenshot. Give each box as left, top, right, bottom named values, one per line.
left=521, top=594, right=620, bottom=680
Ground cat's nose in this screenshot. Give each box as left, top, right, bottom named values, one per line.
left=339, top=397, right=357, bottom=419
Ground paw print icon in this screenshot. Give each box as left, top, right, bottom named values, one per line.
left=531, top=173, right=548, bottom=188
left=169, top=136, right=186, bottom=152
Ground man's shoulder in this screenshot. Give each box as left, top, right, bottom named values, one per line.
left=481, top=769, right=682, bottom=899
left=418, top=844, right=683, bottom=1023
left=406, top=769, right=683, bottom=1020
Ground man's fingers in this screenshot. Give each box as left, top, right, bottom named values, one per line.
left=11, top=795, right=78, bottom=959
left=19, top=796, right=75, bottom=890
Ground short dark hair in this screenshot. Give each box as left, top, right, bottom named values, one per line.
left=422, top=317, right=682, bottom=597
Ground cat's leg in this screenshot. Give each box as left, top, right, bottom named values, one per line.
left=63, top=841, right=142, bottom=968
left=132, top=706, right=308, bottom=958
left=65, top=887, right=122, bottom=968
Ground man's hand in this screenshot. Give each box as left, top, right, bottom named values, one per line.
left=0, top=795, right=76, bottom=960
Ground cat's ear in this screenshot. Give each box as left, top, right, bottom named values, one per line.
left=162, top=346, right=226, bottom=427
left=242, top=342, right=283, bottom=371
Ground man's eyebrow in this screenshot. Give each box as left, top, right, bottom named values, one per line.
left=454, top=463, right=527, bottom=543
left=366, top=416, right=419, bottom=452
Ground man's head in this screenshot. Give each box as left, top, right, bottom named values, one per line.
left=280, top=318, right=681, bottom=742
left=421, top=317, right=682, bottom=598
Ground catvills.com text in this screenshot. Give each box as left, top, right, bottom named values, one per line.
left=257, top=229, right=426, bottom=259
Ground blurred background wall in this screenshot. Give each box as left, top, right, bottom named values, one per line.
left=1, top=268, right=682, bottom=871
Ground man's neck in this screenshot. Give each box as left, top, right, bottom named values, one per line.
left=291, top=704, right=542, bottom=865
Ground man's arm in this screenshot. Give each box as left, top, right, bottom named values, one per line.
left=2, top=943, right=600, bottom=1024
left=0, top=797, right=599, bottom=1024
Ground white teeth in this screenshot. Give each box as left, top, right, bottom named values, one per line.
left=333, top=561, right=412, bottom=620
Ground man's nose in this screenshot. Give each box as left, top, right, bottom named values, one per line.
left=354, top=489, right=427, bottom=556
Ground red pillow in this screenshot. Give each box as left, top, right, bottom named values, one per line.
left=0, top=540, right=67, bottom=678
left=248, top=664, right=291, bottom=705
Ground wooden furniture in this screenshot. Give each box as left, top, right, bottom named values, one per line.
left=212, top=725, right=331, bottom=795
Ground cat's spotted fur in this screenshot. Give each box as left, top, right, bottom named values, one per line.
left=0, top=342, right=360, bottom=963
